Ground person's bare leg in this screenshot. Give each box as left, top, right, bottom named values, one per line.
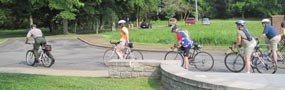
left=183, top=56, right=189, bottom=69
left=245, top=55, right=251, bottom=73
left=115, top=48, right=123, bottom=60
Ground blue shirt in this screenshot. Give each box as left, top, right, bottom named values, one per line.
left=263, top=24, right=279, bottom=39
left=176, top=30, right=193, bottom=48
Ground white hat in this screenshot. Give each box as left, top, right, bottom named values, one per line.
left=261, top=19, right=270, bottom=23
left=118, top=20, right=126, bottom=24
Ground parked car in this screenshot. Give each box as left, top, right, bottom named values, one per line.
left=140, top=20, right=152, bottom=29
left=185, top=18, right=195, bottom=25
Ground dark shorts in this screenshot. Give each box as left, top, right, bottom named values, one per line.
left=179, top=46, right=191, bottom=56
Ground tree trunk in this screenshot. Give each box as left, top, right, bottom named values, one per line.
left=96, top=19, right=100, bottom=34
left=29, top=15, right=33, bottom=25
left=63, top=19, right=69, bottom=34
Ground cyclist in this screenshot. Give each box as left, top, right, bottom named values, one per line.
left=281, top=22, right=285, bottom=43
left=116, top=20, right=130, bottom=59
left=170, top=18, right=193, bottom=70
left=25, top=24, right=46, bottom=63
left=235, top=20, right=257, bottom=73
left=258, top=18, right=281, bottom=65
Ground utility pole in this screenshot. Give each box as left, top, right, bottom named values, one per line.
left=195, top=0, right=198, bottom=21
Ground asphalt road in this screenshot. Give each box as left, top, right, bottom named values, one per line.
left=0, top=39, right=284, bottom=74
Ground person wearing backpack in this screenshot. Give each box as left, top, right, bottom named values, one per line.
left=258, top=19, right=281, bottom=65
left=235, top=20, right=257, bottom=73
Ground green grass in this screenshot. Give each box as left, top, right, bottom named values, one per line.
left=0, top=73, right=160, bottom=90
left=101, top=19, right=264, bottom=46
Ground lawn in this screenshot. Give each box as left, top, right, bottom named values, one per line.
left=0, top=73, right=160, bottom=90
left=101, top=19, right=264, bottom=46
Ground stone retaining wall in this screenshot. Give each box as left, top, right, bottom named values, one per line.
left=107, top=60, right=161, bottom=79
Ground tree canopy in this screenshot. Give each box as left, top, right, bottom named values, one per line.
left=0, top=0, right=284, bottom=33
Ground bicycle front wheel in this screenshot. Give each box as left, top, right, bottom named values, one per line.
left=41, top=51, right=55, bottom=68
left=164, top=51, right=183, bottom=66
left=193, top=51, right=214, bottom=71
left=224, top=53, right=245, bottom=73
left=126, top=50, right=144, bottom=60
left=26, top=50, right=36, bottom=66
left=103, top=48, right=117, bottom=66
left=254, top=58, right=277, bottom=74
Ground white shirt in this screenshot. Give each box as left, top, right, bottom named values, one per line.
left=26, top=28, right=43, bottom=38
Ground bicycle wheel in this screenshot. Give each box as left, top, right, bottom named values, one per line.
left=254, top=57, right=277, bottom=74
left=126, top=50, right=144, bottom=60
left=193, top=51, right=214, bottom=71
left=224, top=52, right=245, bottom=73
left=26, top=50, right=36, bottom=66
left=41, top=51, right=55, bottom=68
left=164, top=51, right=183, bottom=66
left=103, top=48, right=117, bottom=66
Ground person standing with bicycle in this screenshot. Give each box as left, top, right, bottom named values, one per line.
left=170, top=18, right=193, bottom=70
left=235, top=20, right=257, bottom=73
left=116, top=20, right=130, bottom=60
left=258, top=19, right=281, bottom=65
left=25, top=24, right=46, bottom=63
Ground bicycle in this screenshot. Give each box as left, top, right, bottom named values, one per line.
left=164, top=43, right=214, bottom=71
left=26, top=42, right=55, bottom=67
left=224, top=44, right=257, bottom=73
left=102, top=41, right=144, bottom=66
left=251, top=41, right=277, bottom=74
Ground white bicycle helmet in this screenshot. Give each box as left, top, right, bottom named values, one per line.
left=261, top=18, right=270, bottom=23
left=118, top=20, right=126, bottom=24
left=235, top=20, right=246, bottom=26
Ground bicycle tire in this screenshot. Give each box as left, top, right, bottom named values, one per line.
left=164, top=51, right=183, bottom=66
left=193, top=51, right=214, bottom=71
left=103, top=48, right=117, bottom=66
left=277, top=47, right=285, bottom=69
left=41, top=51, right=55, bottom=68
left=126, top=50, right=144, bottom=60
left=254, top=57, right=277, bottom=74
left=224, top=52, right=245, bottom=73
left=26, top=50, right=36, bottom=66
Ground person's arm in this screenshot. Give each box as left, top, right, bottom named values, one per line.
left=236, top=34, right=242, bottom=47
left=25, top=31, right=32, bottom=44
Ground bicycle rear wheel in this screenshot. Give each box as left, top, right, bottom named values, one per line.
left=103, top=48, right=117, bottom=66
left=164, top=51, right=183, bottom=66
left=224, top=52, right=245, bottom=73
left=41, top=51, right=55, bottom=68
left=26, top=50, right=36, bottom=66
left=254, top=58, right=277, bottom=74
left=193, top=51, right=214, bottom=71
left=126, top=50, right=144, bottom=60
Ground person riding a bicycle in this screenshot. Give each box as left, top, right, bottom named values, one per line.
left=258, top=19, right=281, bottom=65
left=25, top=24, right=46, bottom=63
left=235, top=20, right=257, bottom=73
left=116, top=20, right=130, bottom=59
left=170, top=18, right=193, bottom=69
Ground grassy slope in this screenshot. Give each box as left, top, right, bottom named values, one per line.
left=101, top=19, right=263, bottom=46
left=0, top=73, right=160, bottom=90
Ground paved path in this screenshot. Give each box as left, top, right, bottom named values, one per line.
left=1, top=35, right=285, bottom=77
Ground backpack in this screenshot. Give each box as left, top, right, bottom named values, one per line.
left=241, top=29, right=252, bottom=41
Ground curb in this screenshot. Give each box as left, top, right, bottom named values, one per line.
left=77, top=37, right=171, bottom=52
left=0, top=39, right=8, bottom=45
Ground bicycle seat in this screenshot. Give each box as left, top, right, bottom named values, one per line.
left=110, top=41, right=121, bottom=45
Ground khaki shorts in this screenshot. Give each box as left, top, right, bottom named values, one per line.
left=269, top=35, right=281, bottom=51
left=243, top=40, right=257, bottom=56
left=117, top=41, right=127, bottom=50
